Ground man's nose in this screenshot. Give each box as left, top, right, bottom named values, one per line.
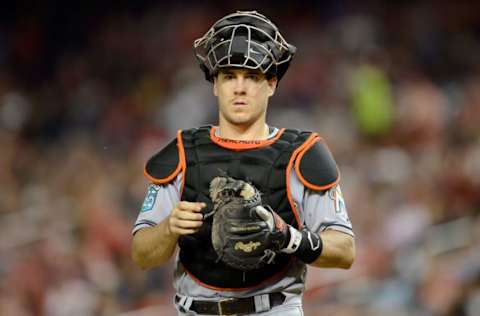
left=233, top=77, right=247, bottom=94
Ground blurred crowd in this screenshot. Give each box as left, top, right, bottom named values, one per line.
left=1, top=1, right=480, bottom=315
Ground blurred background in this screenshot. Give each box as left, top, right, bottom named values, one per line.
left=1, top=0, right=480, bottom=315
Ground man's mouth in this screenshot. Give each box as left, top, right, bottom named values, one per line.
left=233, top=100, right=247, bottom=106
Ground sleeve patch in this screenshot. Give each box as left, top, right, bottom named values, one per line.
left=141, top=184, right=160, bottom=212
left=329, top=185, right=350, bottom=223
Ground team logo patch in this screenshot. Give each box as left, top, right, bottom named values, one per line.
left=141, top=184, right=160, bottom=212
left=329, top=185, right=349, bottom=222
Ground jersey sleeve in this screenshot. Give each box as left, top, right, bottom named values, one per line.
left=132, top=173, right=182, bottom=235
left=303, top=184, right=354, bottom=236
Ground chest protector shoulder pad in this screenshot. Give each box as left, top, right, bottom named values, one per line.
left=144, top=137, right=183, bottom=184
left=295, top=137, right=340, bottom=190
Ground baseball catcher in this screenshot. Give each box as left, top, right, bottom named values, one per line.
left=132, top=10, right=355, bottom=316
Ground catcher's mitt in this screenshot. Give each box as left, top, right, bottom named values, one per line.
left=209, top=176, right=284, bottom=271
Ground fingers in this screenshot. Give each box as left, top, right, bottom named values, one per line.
left=255, top=205, right=269, bottom=220
left=255, top=206, right=274, bottom=231
left=169, top=201, right=206, bottom=235
left=177, top=201, right=206, bottom=213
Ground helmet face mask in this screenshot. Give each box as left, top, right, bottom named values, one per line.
left=194, top=11, right=296, bottom=82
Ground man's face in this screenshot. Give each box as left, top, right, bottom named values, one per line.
left=213, top=68, right=277, bottom=128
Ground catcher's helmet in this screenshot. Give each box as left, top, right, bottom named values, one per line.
left=193, top=11, right=296, bottom=82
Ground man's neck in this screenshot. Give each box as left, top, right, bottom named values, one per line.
left=217, top=121, right=269, bottom=141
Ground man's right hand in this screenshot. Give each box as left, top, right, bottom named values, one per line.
left=168, top=201, right=205, bottom=235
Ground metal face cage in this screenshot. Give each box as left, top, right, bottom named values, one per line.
left=193, top=11, right=296, bottom=81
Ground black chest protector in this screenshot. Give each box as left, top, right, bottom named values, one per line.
left=144, top=126, right=339, bottom=290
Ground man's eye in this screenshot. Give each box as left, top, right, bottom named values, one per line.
left=246, top=75, right=259, bottom=81
left=224, top=74, right=234, bottom=80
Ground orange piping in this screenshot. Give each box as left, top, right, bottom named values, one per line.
left=285, top=133, right=318, bottom=229
left=176, top=130, right=187, bottom=196
left=183, top=259, right=293, bottom=292
left=143, top=156, right=182, bottom=185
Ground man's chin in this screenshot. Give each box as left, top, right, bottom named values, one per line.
left=225, top=112, right=246, bottom=121
left=226, top=116, right=254, bottom=127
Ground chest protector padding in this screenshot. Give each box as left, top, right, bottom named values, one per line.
left=177, top=126, right=310, bottom=289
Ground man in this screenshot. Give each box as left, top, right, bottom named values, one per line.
left=132, top=11, right=355, bottom=315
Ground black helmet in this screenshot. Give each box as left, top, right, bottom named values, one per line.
left=193, top=11, right=296, bottom=82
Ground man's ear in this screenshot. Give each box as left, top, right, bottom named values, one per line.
left=267, top=76, right=278, bottom=96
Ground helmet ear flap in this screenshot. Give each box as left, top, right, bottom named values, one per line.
left=200, top=63, right=214, bottom=82
left=275, top=44, right=297, bottom=81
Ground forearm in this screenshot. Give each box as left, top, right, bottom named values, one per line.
left=309, top=230, right=355, bottom=269
left=132, top=216, right=179, bottom=270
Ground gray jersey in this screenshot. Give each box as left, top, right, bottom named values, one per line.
left=133, top=130, right=353, bottom=314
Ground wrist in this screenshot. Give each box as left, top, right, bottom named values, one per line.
left=281, top=226, right=302, bottom=254
left=281, top=226, right=323, bottom=263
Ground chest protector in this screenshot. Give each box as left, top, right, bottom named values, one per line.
left=144, top=126, right=339, bottom=291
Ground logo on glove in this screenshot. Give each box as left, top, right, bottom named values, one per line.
left=234, top=241, right=261, bottom=253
